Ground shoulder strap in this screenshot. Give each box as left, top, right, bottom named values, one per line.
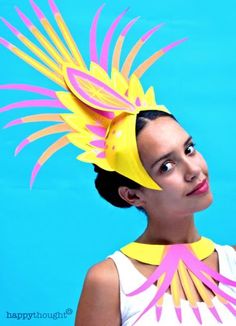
left=107, top=250, right=149, bottom=293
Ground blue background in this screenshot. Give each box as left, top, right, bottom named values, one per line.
left=0, top=0, right=236, bottom=324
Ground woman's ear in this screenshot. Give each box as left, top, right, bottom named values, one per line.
left=118, top=186, right=145, bottom=208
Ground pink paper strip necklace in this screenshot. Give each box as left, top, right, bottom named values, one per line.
left=120, top=237, right=236, bottom=325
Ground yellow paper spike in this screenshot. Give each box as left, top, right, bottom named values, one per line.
left=171, top=271, right=181, bottom=308
left=112, top=36, right=124, bottom=70
left=19, top=34, right=62, bottom=75
left=202, top=272, right=227, bottom=304
left=38, top=134, right=69, bottom=165
left=156, top=273, right=165, bottom=306
left=30, top=26, right=64, bottom=64
left=22, top=113, right=64, bottom=123
left=11, top=45, right=66, bottom=88
left=145, top=86, right=156, bottom=105
left=178, top=260, right=198, bottom=307
left=28, top=123, right=72, bottom=142
left=133, top=50, right=164, bottom=79
left=188, top=270, right=213, bottom=307
left=128, top=74, right=145, bottom=103
left=67, top=133, right=93, bottom=151
left=77, top=150, right=113, bottom=171
left=121, top=40, right=142, bottom=79
left=90, top=62, right=111, bottom=86
left=60, top=114, right=95, bottom=133
left=41, top=18, right=74, bottom=63
left=54, top=13, right=86, bottom=68
left=111, top=68, right=128, bottom=95
left=56, top=91, right=94, bottom=115
left=57, top=93, right=111, bottom=128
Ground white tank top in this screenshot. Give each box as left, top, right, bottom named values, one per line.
left=107, top=244, right=236, bottom=326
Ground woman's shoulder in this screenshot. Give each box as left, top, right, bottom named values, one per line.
left=86, top=256, right=119, bottom=286
left=75, top=257, right=121, bottom=325
left=214, top=243, right=236, bottom=255
left=214, top=243, right=236, bottom=272
left=216, top=243, right=236, bottom=252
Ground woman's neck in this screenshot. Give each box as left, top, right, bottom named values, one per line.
left=136, top=213, right=200, bottom=245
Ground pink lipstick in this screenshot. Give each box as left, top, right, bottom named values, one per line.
left=186, top=179, right=209, bottom=196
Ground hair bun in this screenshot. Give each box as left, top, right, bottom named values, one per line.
left=93, top=164, right=103, bottom=174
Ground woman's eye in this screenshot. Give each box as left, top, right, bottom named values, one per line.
left=185, top=142, right=196, bottom=155
left=159, top=143, right=196, bottom=174
left=160, top=161, right=174, bottom=174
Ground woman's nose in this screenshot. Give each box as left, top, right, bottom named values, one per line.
left=183, top=158, right=201, bottom=182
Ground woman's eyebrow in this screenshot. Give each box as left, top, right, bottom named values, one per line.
left=150, top=135, right=193, bottom=169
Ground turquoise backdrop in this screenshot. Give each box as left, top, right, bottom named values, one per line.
left=0, top=0, right=236, bottom=325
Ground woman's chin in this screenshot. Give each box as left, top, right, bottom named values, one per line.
left=193, top=191, right=214, bottom=213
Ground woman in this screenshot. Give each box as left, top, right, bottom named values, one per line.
left=0, top=1, right=235, bottom=325
left=75, top=111, right=236, bottom=325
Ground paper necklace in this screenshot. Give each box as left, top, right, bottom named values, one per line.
left=120, top=237, right=236, bottom=324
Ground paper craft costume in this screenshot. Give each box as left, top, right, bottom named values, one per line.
left=0, top=0, right=186, bottom=189
left=1, top=1, right=235, bottom=325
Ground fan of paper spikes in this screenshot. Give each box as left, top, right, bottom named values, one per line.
left=121, top=240, right=236, bottom=325
left=0, top=0, right=186, bottom=187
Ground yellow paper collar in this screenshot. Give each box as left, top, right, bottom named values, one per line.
left=120, top=237, right=215, bottom=265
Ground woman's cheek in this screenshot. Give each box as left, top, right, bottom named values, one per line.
left=197, top=152, right=208, bottom=172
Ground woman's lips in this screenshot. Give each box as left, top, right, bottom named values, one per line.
left=186, top=179, right=209, bottom=196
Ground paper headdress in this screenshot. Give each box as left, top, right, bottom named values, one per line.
left=0, top=0, right=187, bottom=189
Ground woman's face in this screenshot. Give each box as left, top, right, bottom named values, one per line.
left=136, top=116, right=213, bottom=218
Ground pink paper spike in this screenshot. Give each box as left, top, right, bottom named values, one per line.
left=175, top=307, right=182, bottom=323
left=48, top=0, right=59, bottom=15
left=15, top=139, right=30, bottom=155
left=90, top=4, right=105, bottom=63
left=0, top=17, right=21, bottom=36
left=121, top=22, right=164, bottom=78
left=100, top=7, right=129, bottom=71
left=155, top=305, right=162, bottom=321
left=181, top=248, right=236, bottom=305
left=0, top=84, right=56, bottom=98
left=86, top=125, right=106, bottom=137
left=15, top=6, right=62, bottom=63
left=126, top=247, right=179, bottom=296
left=30, top=0, right=45, bottom=20
left=0, top=37, right=12, bottom=49
left=127, top=247, right=180, bottom=324
left=29, top=135, right=69, bottom=188
left=30, top=162, right=41, bottom=189
left=15, top=7, right=33, bottom=29
left=3, top=118, right=23, bottom=128
left=96, top=151, right=105, bottom=158
left=162, top=37, right=188, bottom=53
left=90, top=139, right=106, bottom=148
left=0, top=99, right=66, bottom=113
left=192, top=306, right=202, bottom=324
left=89, top=107, right=114, bottom=119
left=209, top=306, right=222, bottom=323
left=135, top=97, right=141, bottom=106
left=224, top=302, right=236, bottom=316
left=141, top=23, right=164, bottom=42
left=112, top=16, right=139, bottom=70
left=120, top=17, right=140, bottom=37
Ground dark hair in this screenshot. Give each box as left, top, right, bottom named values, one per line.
left=94, top=110, right=177, bottom=209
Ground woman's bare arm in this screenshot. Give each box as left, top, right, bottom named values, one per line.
left=75, top=258, right=121, bottom=326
